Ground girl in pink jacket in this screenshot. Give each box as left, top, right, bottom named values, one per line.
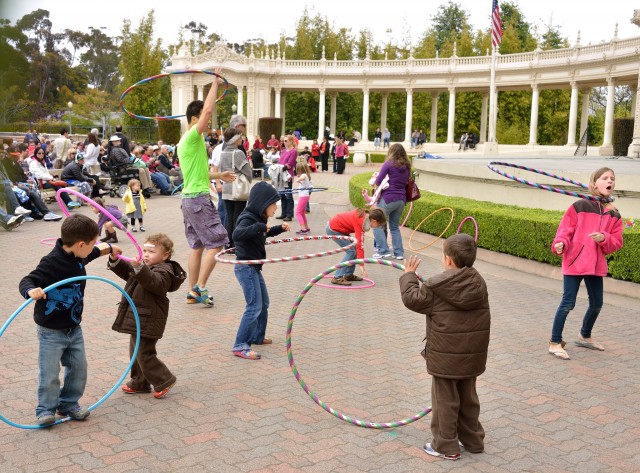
left=548, top=167, right=623, bottom=360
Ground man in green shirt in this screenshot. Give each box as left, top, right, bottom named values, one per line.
left=177, top=68, right=236, bottom=308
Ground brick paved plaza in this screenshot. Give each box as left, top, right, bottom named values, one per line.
left=0, top=163, right=638, bottom=472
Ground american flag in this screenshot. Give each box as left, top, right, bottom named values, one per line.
left=491, top=0, right=503, bottom=48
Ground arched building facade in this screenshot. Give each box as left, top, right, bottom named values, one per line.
left=168, top=32, right=640, bottom=157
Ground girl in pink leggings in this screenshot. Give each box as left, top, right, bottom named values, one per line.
left=294, top=162, right=312, bottom=234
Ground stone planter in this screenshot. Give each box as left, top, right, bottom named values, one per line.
left=353, top=152, right=366, bottom=167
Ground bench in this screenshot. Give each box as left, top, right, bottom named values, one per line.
left=39, top=169, right=80, bottom=203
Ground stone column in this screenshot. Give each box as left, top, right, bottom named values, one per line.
left=281, top=92, right=286, bottom=135
left=528, top=84, right=539, bottom=145
left=599, top=78, right=615, bottom=156
left=197, top=85, right=204, bottom=101
left=566, top=81, right=579, bottom=146
left=237, top=86, right=244, bottom=117
left=628, top=77, right=640, bottom=157
left=480, top=92, right=488, bottom=144
left=274, top=87, right=281, bottom=117
left=318, top=88, right=326, bottom=141
left=330, top=93, right=337, bottom=135
left=579, top=88, right=590, bottom=140
left=404, top=87, right=413, bottom=144
left=380, top=93, right=388, bottom=134
left=430, top=92, right=438, bottom=143
left=446, top=87, right=456, bottom=144
left=361, top=87, right=370, bottom=143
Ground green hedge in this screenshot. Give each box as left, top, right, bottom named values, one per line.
left=349, top=173, right=640, bottom=283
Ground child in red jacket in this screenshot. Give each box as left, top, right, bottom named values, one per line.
left=325, top=208, right=386, bottom=285
left=548, top=167, right=623, bottom=360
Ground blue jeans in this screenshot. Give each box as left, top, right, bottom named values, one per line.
left=233, top=265, right=269, bottom=351
left=36, top=325, right=87, bottom=416
left=279, top=181, right=294, bottom=218
left=150, top=172, right=171, bottom=193
left=326, top=223, right=356, bottom=278
left=372, top=198, right=405, bottom=258
left=550, top=275, right=603, bottom=343
left=374, top=137, right=380, bottom=148
left=217, top=191, right=226, bottom=227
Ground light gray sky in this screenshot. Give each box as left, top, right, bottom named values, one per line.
left=2, top=1, right=639, bottom=49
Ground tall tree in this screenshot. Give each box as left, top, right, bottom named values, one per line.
left=79, top=27, right=120, bottom=93
left=119, top=10, right=167, bottom=128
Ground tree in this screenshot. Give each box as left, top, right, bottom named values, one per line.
left=119, top=10, right=167, bottom=128
left=79, top=27, right=120, bottom=93
left=430, top=1, right=470, bottom=54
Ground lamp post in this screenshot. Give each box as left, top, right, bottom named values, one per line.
left=67, top=101, right=73, bottom=135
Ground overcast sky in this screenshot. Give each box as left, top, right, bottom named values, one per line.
left=2, top=0, right=639, bottom=50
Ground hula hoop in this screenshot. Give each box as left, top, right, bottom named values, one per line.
left=408, top=208, right=455, bottom=252
left=456, top=216, right=479, bottom=242
left=314, top=274, right=376, bottom=290
left=170, top=183, right=183, bottom=196
left=40, top=237, right=57, bottom=247
left=400, top=201, right=414, bottom=228
left=119, top=70, right=229, bottom=121
left=279, top=187, right=329, bottom=194
left=215, top=235, right=357, bottom=265
left=287, top=258, right=431, bottom=428
left=0, top=275, right=140, bottom=429
left=487, top=161, right=614, bottom=203
left=55, top=188, right=142, bottom=262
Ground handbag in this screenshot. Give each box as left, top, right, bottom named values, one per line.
left=231, top=173, right=250, bottom=200
left=406, top=175, right=421, bottom=202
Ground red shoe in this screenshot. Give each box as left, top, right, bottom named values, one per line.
left=154, top=381, right=176, bottom=399
left=122, top=385, right=151, bottom=394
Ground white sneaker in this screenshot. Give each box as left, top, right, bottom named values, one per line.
left=14, top=206, right=32, bottom=216
left=7, top=215, right=23, bottom=226
left=372, top=253, right=391, bottom=259
left=23, top=215, right=35, bottom=222
left=43, top=212, right=62, bottom=221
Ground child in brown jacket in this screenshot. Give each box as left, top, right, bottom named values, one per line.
left=108, top=233, right=186, bottom=398
left=399, top=233, right=491, bottom=460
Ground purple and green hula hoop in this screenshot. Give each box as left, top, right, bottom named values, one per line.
left=215, top=235, right=356, bottom=265
left=119, top=70, right=229, bottom=121
left=286, top=258, right=432, bottom=429
left=487, top=161, right=614, bottom=203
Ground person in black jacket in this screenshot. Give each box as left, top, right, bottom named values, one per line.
left=19, top=214, right=120, bottom=426
left=61, top=153, right=107, bottom=198
left=231, top=181, right=289, bottom=360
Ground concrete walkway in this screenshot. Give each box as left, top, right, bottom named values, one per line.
left=0, top=163, right=638, bottom=472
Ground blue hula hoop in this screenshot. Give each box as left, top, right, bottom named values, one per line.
left=0, top=275, right=140, bottom=429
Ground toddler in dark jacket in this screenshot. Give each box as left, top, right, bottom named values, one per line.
left=108, top=233, right=186, bottom=399
left=399, top=233, right=491, bottom=460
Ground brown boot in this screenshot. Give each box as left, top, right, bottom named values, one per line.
left=100, top=234, right=110, bottom=242
left=105, top=231, right=118, bottom=243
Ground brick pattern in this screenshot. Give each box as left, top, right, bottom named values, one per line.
left=1, top=163, right=639, bottom=472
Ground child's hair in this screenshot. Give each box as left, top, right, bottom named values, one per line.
left=356, top=208, right=387, bottom=226
left=93, top=197, right=104, bottom=207
left=387, top=143, right=411, bottom=170
left=61, top=214, right=99, bottom=246
left=128, top=178, right=141, bottom=190
left=295, top=161, right=311, bottom=177
left=443, top=233, right=477, bottom=268
left=145, top=233, right=174, bottom=258
left=588, top=167, right=614, bottom=198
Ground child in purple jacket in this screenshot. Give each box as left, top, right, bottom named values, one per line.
left=93, top=197, right=128, bottom=243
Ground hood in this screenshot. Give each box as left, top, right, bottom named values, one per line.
left=163, top=260, right=187, bottom=292
left=427, top=267, right=487, bottom=310
left=245, top=181, right=280, bottom=218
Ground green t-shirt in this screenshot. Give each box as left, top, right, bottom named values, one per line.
left=177, top=125, right=210, bottom=196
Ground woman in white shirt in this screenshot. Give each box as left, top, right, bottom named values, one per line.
left=28, top=149, right=80, bottom=209
left=83, top=132, right=101, bottom=174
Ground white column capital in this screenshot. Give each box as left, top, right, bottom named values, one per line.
left=530, top=83, right=538, bottom=92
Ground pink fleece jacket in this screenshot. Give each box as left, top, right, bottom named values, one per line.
left=552, top=199, right=623, bottom=277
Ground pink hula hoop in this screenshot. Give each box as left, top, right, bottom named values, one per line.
left=55, top=188, right=143, bottom=262
left=215, top=235, right=357, bottom=265
left=314, top=274, right=376, bottom=290
left=456, top=216, right=479, bottom=242
left=40, top=237, right=57, bottom=247
left=400, top=201, right=414, bottom=228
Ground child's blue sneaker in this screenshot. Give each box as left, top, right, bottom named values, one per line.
left=189, top=285, right=214, bottom=308
left=67, top=202, right=81, bottom=209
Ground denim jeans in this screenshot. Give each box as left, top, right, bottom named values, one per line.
left=36, top=325, right=87, bottom=416
left=233, top=265, right=269, bottom=351
left=279, top=181, right=294, bottom=218
left=550, top=275, right=603, bottom=343
left=372, top=198, right=405, bottom=258
left=150, top=172, right=170, bottom=193
left=374, top=137, right=380, bottom=148
left=326, top=223, right=356, bottom=278
left=217, top=191, right=226, bottom=227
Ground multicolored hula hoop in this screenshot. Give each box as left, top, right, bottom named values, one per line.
left=55, top=188, right=143, bottom=262
left=287, top=258, right=431, bottom=428
left=314, top=274, right=376, bottom=290
left=119, top=70, right=229, bottom=121
left=408, top=207, right=455, bottom=252
left=456, top=216, right=479, bottom=242
left=487, top=161, right=614, bottom=203
left=0, top=275, right=140, bottom=429
left=215, top=235, right=356, bottom=265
